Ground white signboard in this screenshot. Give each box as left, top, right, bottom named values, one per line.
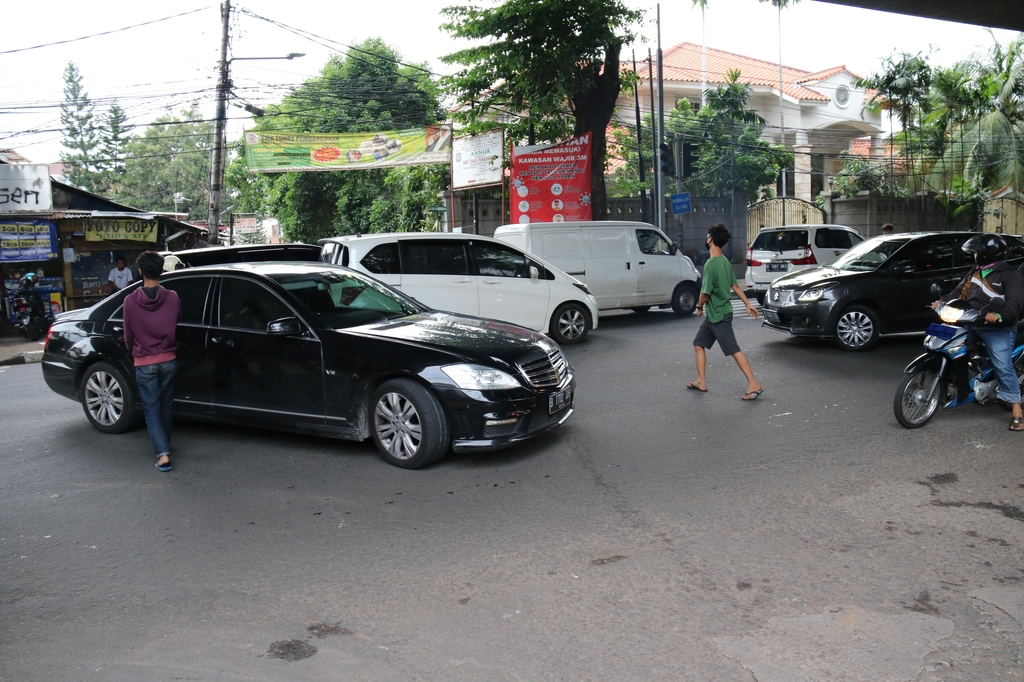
left=451, top=131, right=504, bottom=190
left=0, top=164, right=53, bottom=214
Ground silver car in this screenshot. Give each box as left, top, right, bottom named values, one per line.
left=744, top=224, right=863, bottom=305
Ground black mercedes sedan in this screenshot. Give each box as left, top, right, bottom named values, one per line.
left=760, top=232, right=1024, bottom=351
left=42, top=262, right=575, bottom=468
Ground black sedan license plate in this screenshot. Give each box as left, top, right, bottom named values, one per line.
left=766, top=263, right=787, bottom=272
left=549, top=387, right=572, bottom=414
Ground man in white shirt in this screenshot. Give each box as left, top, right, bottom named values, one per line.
left=108, top=256, right=134, bottom=292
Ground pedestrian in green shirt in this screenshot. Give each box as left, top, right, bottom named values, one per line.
left=686, top=223, right=764, bottom=400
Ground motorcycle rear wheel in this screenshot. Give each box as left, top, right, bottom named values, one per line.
left=894, top=369, right=941, bottom=428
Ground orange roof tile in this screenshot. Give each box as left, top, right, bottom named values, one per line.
left=635, top=42, right=839, bottom=102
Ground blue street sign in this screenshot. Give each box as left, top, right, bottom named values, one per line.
left=671, top=192, right=691, bottom=215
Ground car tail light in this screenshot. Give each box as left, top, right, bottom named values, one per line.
left=746, top=247, right=761, bottom=267
left=790, top=246, right=816, bottom=266
left=44, top=326, right=54, bottom=350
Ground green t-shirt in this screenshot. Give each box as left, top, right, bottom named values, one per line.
left=700, top=255, right=738, bottom=323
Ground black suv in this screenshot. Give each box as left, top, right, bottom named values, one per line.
left=760, top=232, right=1024, bottom=351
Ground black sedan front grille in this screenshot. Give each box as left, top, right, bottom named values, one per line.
left=516, top=346, right=569, bottom=388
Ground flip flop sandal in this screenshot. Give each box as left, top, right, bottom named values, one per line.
left=686, top=383, right=708, bottom=392
left=742, top=389, right=763, bottom=401
left=156, top=456, right=173, bottom=472
left=1010, top=417, right=1024, bottom=432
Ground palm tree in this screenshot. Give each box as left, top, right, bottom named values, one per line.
left=940, top=32, right=1024, bottom=194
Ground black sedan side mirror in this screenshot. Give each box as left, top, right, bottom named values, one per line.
left=930, top=283, right=943, bottom=296
left=267, top=317, right=302, bottom=336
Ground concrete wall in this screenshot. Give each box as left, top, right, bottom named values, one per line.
left=829, top=192, right=974, bottom=237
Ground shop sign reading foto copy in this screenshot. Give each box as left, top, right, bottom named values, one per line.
left=85, top=219, right=158, bottom=242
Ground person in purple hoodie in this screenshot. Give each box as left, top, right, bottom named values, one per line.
left=123, top=251, right=181, bottom=472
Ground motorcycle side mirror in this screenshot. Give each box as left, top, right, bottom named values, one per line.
left=930, top=283, right=942, bottom=296
left=991, top=297, right=1006, bottom=309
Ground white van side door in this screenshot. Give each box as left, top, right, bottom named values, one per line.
left=585, top=227, right=641, bottom=308
left=397, top=240, right=479, bottom=316
left=470, top=240, right=548, bottom=331
left=634, top=228, right=681, bottom=305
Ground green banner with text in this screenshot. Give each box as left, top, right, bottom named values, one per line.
left=244, top=126, right=453, bottom=173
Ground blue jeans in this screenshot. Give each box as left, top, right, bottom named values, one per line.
left=974, top=327, right=1021, bottom=404
left=136, top=360, right=177, bottom=457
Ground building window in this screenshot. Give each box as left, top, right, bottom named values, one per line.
left=834, top=85, right=851, bottom=108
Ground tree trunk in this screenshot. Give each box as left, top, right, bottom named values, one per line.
left=572, top=41, right=623, bottom=222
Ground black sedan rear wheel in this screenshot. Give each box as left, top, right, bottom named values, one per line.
left=81, top=361, right=139, bottom=434
left=370, top=379, right=450, bottom=469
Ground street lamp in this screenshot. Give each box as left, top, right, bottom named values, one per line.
left=206, top=1, right=304, bottom=245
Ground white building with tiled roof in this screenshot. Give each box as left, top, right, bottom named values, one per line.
left=621, top=42, right=884, bottom=202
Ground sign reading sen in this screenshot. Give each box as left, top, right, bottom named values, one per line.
left=0, top=165, right=53, bottom=214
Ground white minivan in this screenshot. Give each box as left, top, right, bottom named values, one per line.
left=318, top=233, right=600, bottom=345
left=744, top=224, right=863, bottom=305
left=493, top=221, right=702, bottom=316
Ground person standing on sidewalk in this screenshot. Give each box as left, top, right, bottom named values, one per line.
left=686, top=223, right=764, bottom=400
left=123, top=251, right=180, bottom=471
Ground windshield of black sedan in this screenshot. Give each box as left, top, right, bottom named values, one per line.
left=829, top=237, right=910, bottom=272
left=272, top=271, right=422, bottom=328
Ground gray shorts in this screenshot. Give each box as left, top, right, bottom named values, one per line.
left=693, top=313, right=741, bottom=356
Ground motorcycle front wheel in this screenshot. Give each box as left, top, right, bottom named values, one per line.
left=894, top=369, right=941, bottom=428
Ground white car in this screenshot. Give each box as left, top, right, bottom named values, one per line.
left=745, top=224, right=863, bottom=305
left=318, top=233, right=600, bottom=345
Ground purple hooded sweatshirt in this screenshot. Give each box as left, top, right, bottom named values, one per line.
left=123, top=286, right=180, bottom=367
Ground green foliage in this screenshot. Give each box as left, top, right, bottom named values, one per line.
left=609, top=74, right=790, bottom=201
left=95, top=101, right=132, bottom=196
left=59, top=61, right=100, bottom=192
left=225, top=38, right=446, bottom=243
left=440, top=0, right=643, bottom=219
left=112, top=106, right=213, bottom=218
left=831, top=151, right=906, bottom=198
left=935, top=177, right=986, bottom=228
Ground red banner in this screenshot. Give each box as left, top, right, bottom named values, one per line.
left=510, top=135, right=592, bottom=224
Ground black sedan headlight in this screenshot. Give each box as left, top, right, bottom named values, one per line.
left=796, top=285, right=834, bottom=303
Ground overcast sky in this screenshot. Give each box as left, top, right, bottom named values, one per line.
left=1, top=0, right=1017, bottom=164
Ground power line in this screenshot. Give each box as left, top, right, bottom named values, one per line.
left=0, top=7, right=212, bottom=55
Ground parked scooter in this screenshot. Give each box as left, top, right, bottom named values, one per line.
left=12, top=273, right=50, bottom=341
left=894, top=284, right=1024, bottom=428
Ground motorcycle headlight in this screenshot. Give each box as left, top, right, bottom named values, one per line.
left=797, top=287, right=826, bottom=302
left=441, top=364, right=521, bottom=390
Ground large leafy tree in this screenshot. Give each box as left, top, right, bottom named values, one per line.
left=440, top=0, right=643, bottom=221
left=113, top=106, right=213, bottom=218
left=227, top=38, right=446, bottom=242
left=59, top=61, right=101, bottom=192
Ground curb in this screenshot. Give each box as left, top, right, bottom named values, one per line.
left=0, top=350, right=43, bottom=366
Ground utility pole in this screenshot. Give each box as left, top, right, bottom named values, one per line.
left=656, top=3, right=666, bottom=230
left=632, top=51, right=647, bottom=224
left=775, top=0, right=787, bottom=226
left=648, top=50, right=658, bottom=227
left=208, top=0, right=231, bottom=246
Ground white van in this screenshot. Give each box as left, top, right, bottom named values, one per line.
left=318, top=233, right=600, bottom=345
left=493, top=221, right=701, bottom=315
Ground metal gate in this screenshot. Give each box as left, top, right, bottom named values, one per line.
left=747, top=198, right=825, bottom=244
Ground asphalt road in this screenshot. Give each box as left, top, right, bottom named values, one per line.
left=3, top=309, right=1024, bottom=681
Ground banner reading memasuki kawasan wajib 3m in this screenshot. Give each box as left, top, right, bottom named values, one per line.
left=510, top=134, right=592, bottom=224
left=244, top=127, right=453, bottom=172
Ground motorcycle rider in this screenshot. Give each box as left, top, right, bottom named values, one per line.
left=938, top=234, right=1024, bottom=431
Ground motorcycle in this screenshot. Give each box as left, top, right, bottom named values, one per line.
left=11, top=281, right=50, bottom=342
left=894, top=288, right=1024, bottom=428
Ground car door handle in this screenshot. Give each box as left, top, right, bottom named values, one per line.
left=452, top=278, right=473, bottom=283
left=211, top=336, right=235, bottom=347
left=626, top=262, right=631, bottom=270
left=638, top=261, right=646, bottom=266
left=112, top=325, right=123, bottom=332
left=482, top=279, right=501, bottom=285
